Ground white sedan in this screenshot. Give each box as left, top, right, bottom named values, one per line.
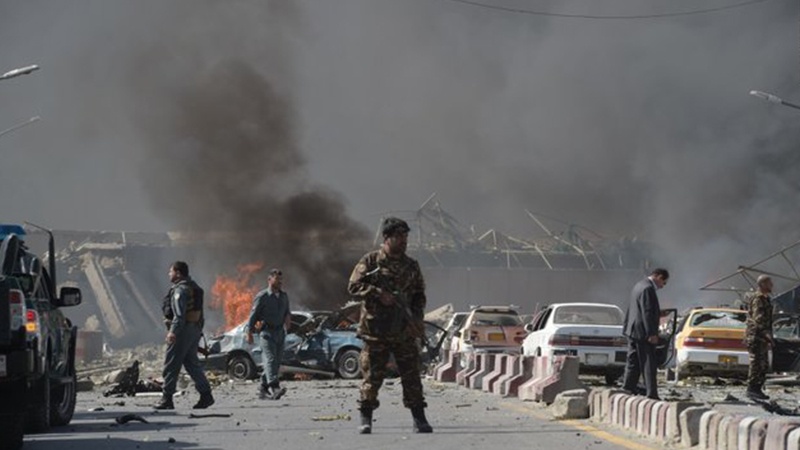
left=521, top=302, right=627, bottom=385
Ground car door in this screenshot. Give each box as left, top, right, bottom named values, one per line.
left=525, top=307, right=551, bottom=356
left=656, top=308, right=678, bottom=368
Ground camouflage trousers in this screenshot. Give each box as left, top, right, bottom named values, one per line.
left=358, top=337, right=426, bottom=411
left=747, top=339, right=769, bottom=390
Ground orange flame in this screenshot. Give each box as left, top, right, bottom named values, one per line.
left=210, top=263, right=264, bottom=330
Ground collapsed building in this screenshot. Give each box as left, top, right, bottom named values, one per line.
left=30, top=196, right=654, bottom=349
left=701, top=240, right=800, bottom=313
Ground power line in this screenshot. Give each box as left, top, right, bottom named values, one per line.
left=441, top=0, right=772, bottom=19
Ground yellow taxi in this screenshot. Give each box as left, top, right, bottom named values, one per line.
left=672, top=307, right=759, bottom=381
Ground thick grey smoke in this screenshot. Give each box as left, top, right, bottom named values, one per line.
left=1, top=0, right=799, bottom=309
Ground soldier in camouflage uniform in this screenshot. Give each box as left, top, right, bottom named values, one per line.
left=348, top=217, right=432, bottom=434
left=745, top=274, right=774, bottom=401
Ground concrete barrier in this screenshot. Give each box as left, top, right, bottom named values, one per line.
left=788, top=426, right=800, bottom=450
left=698, top=410, right=721, bottom=450
left=456, top=353, right=478, bottom=387
left=434, top=351, right=461, bottom=383
left=492, top=354, right=520, bottom=396
left=501, top=355, right=534, bottom=397
left=763, top=419, right=800, bottom=450
left=680, top=406, right=712, bottom=448
left=482, top=354, right=508, bottom=393
left=586, top=388, right=800, bottom=449
left=468, top=353, right=495, bottom=389
left=518, top=356, right=550, bottom=401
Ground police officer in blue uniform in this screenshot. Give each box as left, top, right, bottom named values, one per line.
left=155, top=261, right=214, bottom=410
left=246, top=268, right=291, bottom=400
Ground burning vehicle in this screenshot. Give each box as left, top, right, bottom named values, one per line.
left=204, top=302, right=446, bottom=380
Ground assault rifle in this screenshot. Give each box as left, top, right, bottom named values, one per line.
left=361, top=266, right=427, bottom=343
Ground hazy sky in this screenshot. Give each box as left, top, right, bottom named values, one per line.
left=1, top=0, right=800, bottom=300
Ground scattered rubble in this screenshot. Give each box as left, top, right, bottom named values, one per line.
left=551, top=389, right=589, bottom=420
left=115, top=414, right=149, bottom=425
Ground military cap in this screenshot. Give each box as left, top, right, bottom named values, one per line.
left=382, top=217, right=410, bottom=237
left=756, top=274, right=771, bottom=285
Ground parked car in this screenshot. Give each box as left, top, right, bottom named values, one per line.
left=521, top=302, right=627, bottom=385
left=438, top=312, right=468, bottom=355
left=451, top=306, right=527, bottom=355
left=770, top=313, right=800, bottom=373
left=205, top=302, right=445, bottom=380
left=670, top=307, right=757, bottom=381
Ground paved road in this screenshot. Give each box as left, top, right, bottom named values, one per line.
left=24, top=379, right=659, bottom=450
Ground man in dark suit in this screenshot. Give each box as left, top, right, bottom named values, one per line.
left=622, top=268, right=669, bottom=400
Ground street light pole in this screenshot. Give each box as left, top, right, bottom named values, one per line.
left=749, top=90, right=800, bottom=111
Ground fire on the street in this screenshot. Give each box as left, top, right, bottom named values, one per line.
left=210, top=263, right=263, bottom=330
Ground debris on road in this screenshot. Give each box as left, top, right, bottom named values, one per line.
left=88, top=407, right=105, bottom=412
left=310, top=414, right=351, bottom=421
left=189, top=413, right=233, bottom=419
left=115, top=414, right=150, bottom=424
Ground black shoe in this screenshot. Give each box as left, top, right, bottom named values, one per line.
left=154, top=397, right=174, bottom=410
left=746, top=388, right=769, bottom=401
left=272, top=386, right=287, bottom=400
left=411, top=407, right=433, bottom=433
left=258, top=385, right=272, bottom=400
left=193, top=392, right=215, bottom=409
left=358, top=409, right=373, bottom=435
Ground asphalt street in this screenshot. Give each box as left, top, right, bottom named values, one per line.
left=23, top=379, right=659, bottom=450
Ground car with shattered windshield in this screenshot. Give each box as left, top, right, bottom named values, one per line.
left=205, top=302, right=445, bottom=380
left=670, top=307, right=756, bottom=381
left=451, top=306, right=527, bottom=355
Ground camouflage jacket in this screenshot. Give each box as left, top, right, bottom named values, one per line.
left=348, top=248, right=426, bottom=341
left=745, top=292, right=773, bottom=343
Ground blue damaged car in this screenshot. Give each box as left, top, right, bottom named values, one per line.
left=204, top=302, right=446, bottom=380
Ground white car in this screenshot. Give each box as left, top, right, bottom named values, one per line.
left=521, top=302, right=627, bottom=385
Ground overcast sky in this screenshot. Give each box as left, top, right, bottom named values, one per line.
left=1, top=0, right=799, bottom=300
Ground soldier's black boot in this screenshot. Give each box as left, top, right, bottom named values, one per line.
left=358, top=408, right=373, bottom=434
left=746, top=387, right=769, bottom=401
left=411, top=407, right=433, bottom=433
left=154, top=395, right=174, bottom=410
left=193, top=391, right=215, bottom=409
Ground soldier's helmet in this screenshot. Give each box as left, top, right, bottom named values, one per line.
left=382, top=217, right=410, bottom=238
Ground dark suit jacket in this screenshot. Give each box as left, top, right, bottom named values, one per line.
left=623, top=278, right=661, bottom=340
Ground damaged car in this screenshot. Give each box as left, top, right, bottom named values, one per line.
left=205, top=302, right=445, bottom=380
left=669, top=307, right=756, bottom=382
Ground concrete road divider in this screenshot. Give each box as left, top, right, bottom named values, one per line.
left=482, top=354, right=508, bottom=393
left=468, top=353, right=495, bottom=389
left=501, top=355, right=533, bottom=397
left=456, top=353, right=478, bottom=387
left=434, top=350, right=461, bottom=383
left=492, top=354, right=520, bottom=396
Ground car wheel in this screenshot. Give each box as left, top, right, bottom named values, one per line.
left=227, top=353, right=257, bottom=380
left=336, top=349, right=362, bottom=380
left=50, top=371, right=76, bottom=426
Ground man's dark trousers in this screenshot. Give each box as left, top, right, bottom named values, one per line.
left=622, top=338, right=658, bottom=399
